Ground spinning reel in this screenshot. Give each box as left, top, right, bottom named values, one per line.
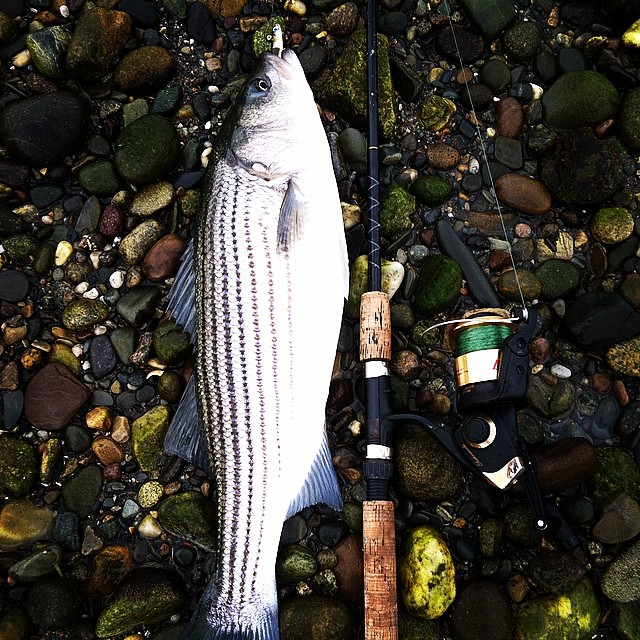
left=366, top=304, right=577, bottom=547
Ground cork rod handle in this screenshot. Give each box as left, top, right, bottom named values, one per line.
left=363, top=500, right=398, bottom=640
left=360, top=291, right=392, bottom=362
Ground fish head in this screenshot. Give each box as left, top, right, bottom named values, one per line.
left=223, top=49, right=323, bottom=180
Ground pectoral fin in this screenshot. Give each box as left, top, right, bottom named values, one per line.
left=277, top=178, right=308, bottom=253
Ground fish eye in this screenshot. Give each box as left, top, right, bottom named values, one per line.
left=252, top=78, right=271, bottom=93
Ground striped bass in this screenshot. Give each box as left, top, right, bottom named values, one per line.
left=165, top=45, right=349, bottom=640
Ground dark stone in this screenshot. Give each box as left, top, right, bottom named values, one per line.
left=558, top=47, right=587, bottom=73
left=116, top=285, right=162, bottom=328
left=541, top=130, right=623, bottom=206
left=459, top=83, right=494, bottom=111
left=61, top=464, right=102, bottom=517
left=564, top=292, right=640, bottom=349
left=90, top=334, right=117, bottom=379
left=0, top=270, right=29, bottom=302
left=29, top=184, right=65, bottom=209
left=449, top=580, right=511, bottom=640
left=458, top=0, right=516, bottom=39
left=0, top=92, right=90, bottom=166
left=0, top=206, right=27, bottom=235
left=2, top=0, right=26, bottom=18
left=530, top=551, right=587, bottom=594
left=27, top=577, right=82, bottom=631
left=299, top=45, right=326, bottom=76
left=389, top=56, right=422, bottom=102
left=478, top=58, right=511, bottom=94
left=3, top=389, right=23, bottom=430
left=24, top=363, right=91, bottom=431
left=437, top=24, right=484, bottom=63
left=64, top=425, right=92, bottom=453
left=118, top=0, right=159, bottom=27
left=187, top=2, right=215, bottom=44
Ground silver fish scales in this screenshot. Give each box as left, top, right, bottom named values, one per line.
left=165, top=48, right=349, bottom=640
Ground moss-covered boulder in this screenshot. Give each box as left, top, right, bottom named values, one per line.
left=542, top=71, right=620, bottom=129
left=590, top=446, right=640, bottom=504
left=607, top=335, right=640, bottom=377
left=412, top=175, right=452, bottom=207
left=62, top=298, right=109, bottom=331
left=279, top=595, right=354, bottom=640
left=612, top=601, right=640, bottom=640
left=380, top=186, right=415, bottom=238
left=515, top=579, right=600, bottom=640
left=590, top=207, right=634, bottom=244
left=27, top=577, right=82, bottom=631
left=395, top=424, right=462, bottom=501
left=602, top=539, right=640, bottom=602
left=276, top=545, right=318, bottom=585
left=316, top=30, right=395, bottom=139
left=153, top=319, right=193, bottom=366
left=398, top=525, right=455, bottom=619
left=0, top=437, right=37, bottom=499
left=157, top=493, right=217, bottom=551
left=413, top=255, right=462, bottom=317
left=95, top=567, right=187, bottom=637
left=131, top=405, right=170, bottom=471
left=620, top=87, right=640, bottom=151
left=417, top=95, right=456, bottom=132
left=534, top=259, right=581, bottom=300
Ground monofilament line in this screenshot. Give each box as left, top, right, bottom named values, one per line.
left=445, top=8, right=528, bottom=313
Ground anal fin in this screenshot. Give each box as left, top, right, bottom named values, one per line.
left=286, top=434, right=342, bottom=518
left=164, top=375, right=210, bottom=474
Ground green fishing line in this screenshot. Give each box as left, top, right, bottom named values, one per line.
left=456, top=324, right=512, bottom=356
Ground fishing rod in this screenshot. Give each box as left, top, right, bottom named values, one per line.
left=359, top=4, right=580, bottom=636
left=360, top=0, right=398, bottom=636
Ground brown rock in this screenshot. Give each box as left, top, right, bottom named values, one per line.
left=390, top=350, right=421, bottom=381
left=86, top=406, right=113, bottom=431
left=612, top=379, right=629, bottom=407
left=200, top=0, right=246, bottom=17
left=529, top=336, right=551, bottom=365
left=66, top=5, right=132, bottom=81
left=25, top=363, right=91, bottom=431
left=113, top=46, right=177, bottom=96
left=521, top=438, right=597, bottom=494
left=87, top=545, right=133, bottom=596
left=593, top=493, right=640, bottom=544
left=468, top=210, right=518, bottom=236
left=590, top=372, right=613, bottom=394
left=426, top=142, right=460, bottom=170
left=103, top=463, right=122, bottom=482
left=495, top=173, right=551, bottom=215
left=3, top=324, right=27, bottom=345
left=0, top=361, right=19, bottom=390
left=496, top=97, right=524, bottom=139
left=326, top=3, right=359, bottom=37
left=333, top=535, right=364, bottom=603
left=92, top=436, right=124, bottom=465
left=99, top=202, right=124, bottom=238
left=142, top=233, right=188, bottom=283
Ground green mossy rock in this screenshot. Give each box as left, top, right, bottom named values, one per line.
left=61, top=464, right=102, bottom=517
left=380, top=186, right=415, bottom=238
left=590, top=447, right=640, bottom=505
left=459, top=0, right=516, bottom=39
left=131, top=405, right=170, bottom=471
left=542, top=71, right=620, bottom=129
left=398, top=525, right=456, bottom=619
left=252, top=17, right=286, bottom=57
left=157, top=493, right=217, bottom=551
left=497, top=268, right=542, bottom=302
left=395, top=425, right=462, bottom=502
left=0, top=437, right=37, bottom=499
left=602, top=539, right=640, bottom=602
left=534, top=258, right=581, bottom=300
left=412, top=175, right=452, bottom=207
left=276, top=545, right=318, bottom=585
left=398, top=610, right=441, bottom=640
left=3, top=234, right=38, bottom=261
left=78, top=159, right=120, bottom=197
left=503, top=20, right=541, bottom=61
left=413, top=255, right=462, bottom=317
left=607, top=335, right=640, bottom=377
left=153, top=319, right=193, bottom=366
left=515, top=579, right=600, bottom=640
left=0, top=500, right=54, bottom=550
left=590, top=207, right=634, bottom=244
left=612, top=601, right=640, bottom=639
left=114, top=114, right=180, bottom=185
left=620, top=87, right=640, bottom=151
left=279, top=595, right=354, bottom=640
left=316, top=30, right=395, bottom=139
left=95, top=567, right=187, bottom=637
left=62, top=298, right=109, bottom=331
left=417, top=95, right=456, bottom=132
left=344, top=255, right=404, bottom=318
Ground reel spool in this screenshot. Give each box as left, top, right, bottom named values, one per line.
left=453, top=308, right=515, bottom=389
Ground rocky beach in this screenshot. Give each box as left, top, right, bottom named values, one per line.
left=1, top=0, right=640, bottom=638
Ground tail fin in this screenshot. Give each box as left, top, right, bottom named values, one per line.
left=179, top=580, right=280, bottom=640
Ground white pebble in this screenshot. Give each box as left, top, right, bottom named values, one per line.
left=109, top=271, right=125, bottom=288
left=94, top=325, right=107, bottom=336
left=59, top=4, right=70, bottom=17
left=74, top=282, right=89, bottom=294
left=201, top=146, right=212, bottom=168
left=551, top=364, right=572, bottom=379
left=83, top=287, right=99, bottom=300
left=55, top=240, right=74, bottom=266
left=138, top=514, right=163, bottom=539
left=469, top=157, right=480, bottom=174
left=72, top=344, right=83, bottom=357
left=90, top=250, right=101, bottom=270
